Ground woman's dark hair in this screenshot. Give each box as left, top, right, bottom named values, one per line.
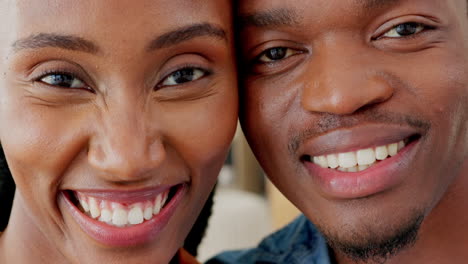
left=183, top=187, right=215, bottom=256
left=168, top=187, right=215, bottom=263
left=0, top=146, right=15, bottom=232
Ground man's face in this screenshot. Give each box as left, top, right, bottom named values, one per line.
left=239, top=0, right=468, bottom=261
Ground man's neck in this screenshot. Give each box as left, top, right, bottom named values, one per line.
left=334, top=162, right=468, bottom=264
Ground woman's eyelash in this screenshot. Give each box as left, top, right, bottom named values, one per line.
left=158, top=65, right=212, bottom=88
left=34, top=70, right=78, bottom=82
left=33, top=70, right=92, bottom=91
left=34, top=66, right=213, bottom=91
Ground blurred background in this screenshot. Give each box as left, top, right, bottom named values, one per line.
left=197, top=125, right=301, bottom=262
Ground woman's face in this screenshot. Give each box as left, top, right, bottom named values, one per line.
left=0, top=0, right=237, bottom=263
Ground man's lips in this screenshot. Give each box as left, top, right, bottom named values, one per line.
left=62, top=184, right=186, bottom=247
left=298, top=124, right=422, bottom=199
left=298, top=124, right=421, bottom=157
left=303, top=139, right=420, bottom=199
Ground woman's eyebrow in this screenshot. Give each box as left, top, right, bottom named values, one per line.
left=146, top=23, right=227, bottom=51
left=12, top=33, right=100, bottom=54
left=11, top=22, right=227, bottom=54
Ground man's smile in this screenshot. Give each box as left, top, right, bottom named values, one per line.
left=306, top=140, right=406, bottom=172
left=298, top=124, right=423, bottom=199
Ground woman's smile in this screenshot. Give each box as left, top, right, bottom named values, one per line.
left=62, top=185, right=187, bottom=247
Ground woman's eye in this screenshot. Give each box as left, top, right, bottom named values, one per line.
left=257, top=47, right=298, bottom=63
left=161, top=68, right=207, bottom=87
left=383, top=22, right=425, bottom=38
left=40, top=73, right=87, bottom=89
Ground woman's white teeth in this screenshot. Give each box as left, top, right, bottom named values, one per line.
left=144, top=206, right=153, bottom=221
left=112, top=208, right=128, bottom=227
left=99, top=209, right=112, bottom=223
left=75, top=190, right=171, bottom=227
left=79, top=198, right=90, bottom=212
left=154, top=194, right=162, bottom=214
left=89, top=197, right=100, bottom=219
left=311, top=140, right=406, bottom=172
left=128, top=206, right=144, bottom=225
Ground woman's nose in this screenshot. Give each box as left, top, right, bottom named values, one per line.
left=87, top=102, right=166, bottom=182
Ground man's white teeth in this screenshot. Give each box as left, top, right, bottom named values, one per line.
left=338, top=152, right=357, bottom=168
left=76, top=190, right=171, bottom=227
left=326, top=154, right=339, bottom=169
left=356, top=148, right=376, bottom=166
left=311, top=140, right=406, bottom=172
left=375, top=146, right=388, bottom=160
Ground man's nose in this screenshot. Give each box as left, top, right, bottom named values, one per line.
left=301, top=41, right=394, bottom=115
left=88, top=102, right=165, bottom=182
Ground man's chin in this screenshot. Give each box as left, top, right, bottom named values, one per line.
left=319, top=211, right=425, bottom=263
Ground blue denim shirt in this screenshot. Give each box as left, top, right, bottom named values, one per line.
left=207, top=215, right=332, bottom=264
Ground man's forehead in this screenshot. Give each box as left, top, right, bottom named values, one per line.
left=239, top=0, right=403, bottom=16
left=237, top=0, right=393, bottom=28
left=359, top=0, right=402, bottom=10
left=237, top=0, right=459, bottom=29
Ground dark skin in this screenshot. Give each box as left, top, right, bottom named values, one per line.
left=238, top=0, right=468, bottom=263
left=0, top=0, right=237, bottom=263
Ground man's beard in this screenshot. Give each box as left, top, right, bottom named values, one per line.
left=319, top=211, right=424, bottom=264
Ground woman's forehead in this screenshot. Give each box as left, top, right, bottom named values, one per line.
left=0, top=0, right=232, bottom=56
left=3, top=0, right=232, bottom=38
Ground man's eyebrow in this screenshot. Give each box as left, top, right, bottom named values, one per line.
left=239, top=8, right=300, bottom=28
left=359, top=0, right=402, bottom=10
left=12, top=33, right=100, bottom=54
left=147, top=23, right=227, bottom=51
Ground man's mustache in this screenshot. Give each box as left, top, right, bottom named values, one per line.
left=288, top=109, right=431, bottom=155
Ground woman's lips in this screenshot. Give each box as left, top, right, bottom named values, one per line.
left=74, top=189, right=170, bottom=226
left=303, top=138, right=420, bottom=200
left=62, top=184, right=186, bottom=247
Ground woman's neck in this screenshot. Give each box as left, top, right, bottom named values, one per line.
left=0, top=195, right=66, bottom=264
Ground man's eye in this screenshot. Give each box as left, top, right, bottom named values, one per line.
left=383, top=22, right=426, bottom=38
left=161, top=68, right=207, bottom=87
left=257, top=47, right=299, bottom=63
left=40, top=73, right=87, bottom=89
